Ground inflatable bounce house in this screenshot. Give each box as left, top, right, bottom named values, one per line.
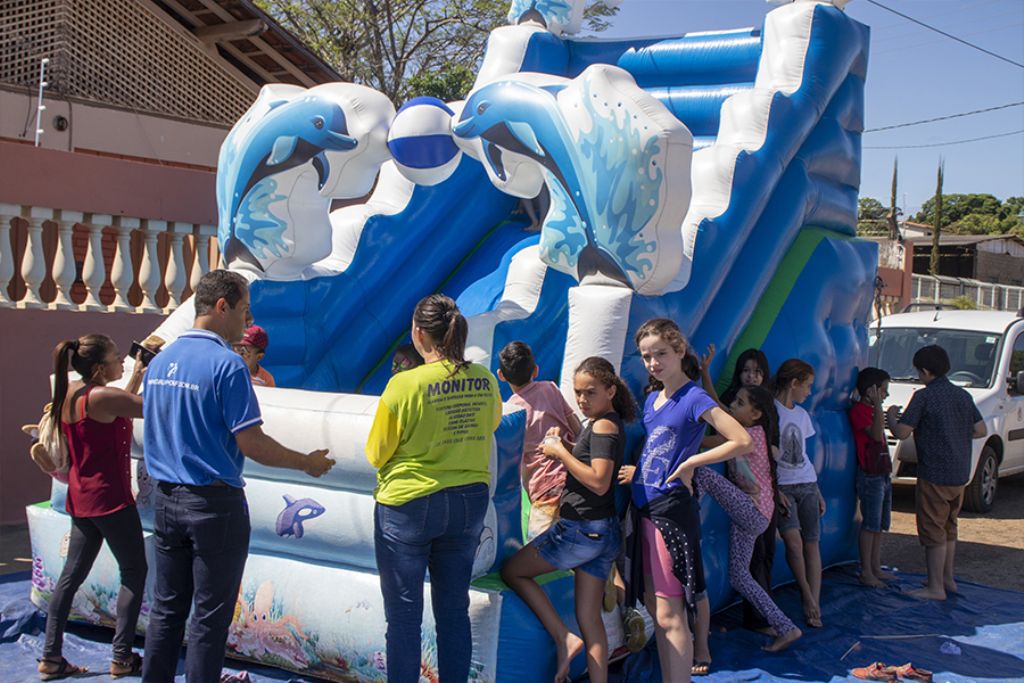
left=27, top=0, right=875, bottom=679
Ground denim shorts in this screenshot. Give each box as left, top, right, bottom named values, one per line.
left=534, top=516, right=621, bottom=580
left=778, top=481, right=822, bottom=542
left=856, top=470, right=892, bottom=533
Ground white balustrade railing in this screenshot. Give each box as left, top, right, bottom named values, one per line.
left=0, top=203, right=218, bottom=314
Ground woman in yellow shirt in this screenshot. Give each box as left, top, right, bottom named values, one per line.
left=366, top=294, right=502, bottom=683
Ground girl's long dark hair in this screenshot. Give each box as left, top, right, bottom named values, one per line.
left=575, top=356, right=637, bottom=422
left=51, top=335, right=116, bottom=421
left=739, top=384, right=780, bottom=494
left=413, top=294, right=469, bottom=377
left=720, top=348, right=771, bottom=406
left=634, top=318, right=700, bottom=395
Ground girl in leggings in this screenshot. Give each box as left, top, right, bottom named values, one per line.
left=674, top=385, right=802, bottom=652
left=39, top=335, right=146, bottom=680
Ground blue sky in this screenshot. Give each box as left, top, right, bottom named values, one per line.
left=601, top=0, right=1024, bottom=217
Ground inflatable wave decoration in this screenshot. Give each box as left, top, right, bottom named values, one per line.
left=453, top=65, right=693, bottom=292
left=28, top=1, right=876, bottom=681
left=216, top=83, right=395, bottom=278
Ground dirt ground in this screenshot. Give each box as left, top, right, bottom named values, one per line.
left=881, top=473, right=1024, bottom=592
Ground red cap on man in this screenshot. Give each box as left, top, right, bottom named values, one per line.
left=240, top=325, right=269, bottom=352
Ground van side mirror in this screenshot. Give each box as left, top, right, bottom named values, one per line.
left=1011, top=371, right=1024, bottom=395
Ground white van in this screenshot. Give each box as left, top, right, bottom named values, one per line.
left=868, top=309, right=1024, bottom=512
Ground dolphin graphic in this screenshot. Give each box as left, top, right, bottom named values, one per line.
left=274, top=494, right=325, bottom=538
left=217, top=95, right=358, bottom=271
left=453, top=80, right=630, bottom=285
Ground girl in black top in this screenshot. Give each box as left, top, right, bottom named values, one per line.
left=501, top=357, right=636, bottom=683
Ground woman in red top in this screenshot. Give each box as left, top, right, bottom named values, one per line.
left=38, top=335, right=146, bottom=680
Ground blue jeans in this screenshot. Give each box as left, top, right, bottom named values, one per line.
left=856, top=471, right=892, bottom=532
left=534, top=516, right=621, bottom=579
left=374, top=483, right=488, bottom=683
left=142, top=483, right=250, bottom=683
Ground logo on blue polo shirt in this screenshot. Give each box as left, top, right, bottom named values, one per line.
left=167, top=362, right=178, bottom=378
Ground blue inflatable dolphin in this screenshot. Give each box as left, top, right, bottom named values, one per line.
left=217, top=95, right=358, bottom=271
left=454, top=80, right=631, bottom=286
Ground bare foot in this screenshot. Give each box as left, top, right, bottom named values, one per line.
left=763, top=626, right=802, bottom=652
left=803, top=600, right=823, bottom=628
left=554, top=632, right=584, bottom=683
left=945, top=579, right=958, bottom=594
left=909, top=586, right=946, bottom=600
left=753, top=625, right=777, bottom=636
left=859, top=574, right=887, bottom=588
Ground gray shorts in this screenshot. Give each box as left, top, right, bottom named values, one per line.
left=778, top=482, right=821, bottom=542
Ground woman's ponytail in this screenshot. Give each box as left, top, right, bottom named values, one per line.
left=49, top=334, right=116, bottom=420
left=413, top=294, right=469, bottom=377
left=50, top=341, right=76, bottom=421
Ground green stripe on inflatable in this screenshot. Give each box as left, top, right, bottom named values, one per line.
left=33, top=500, right=52, bottom=509
left=714, top=228, right=846, bottom=393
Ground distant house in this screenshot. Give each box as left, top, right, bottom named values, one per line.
left=0, top=0, right=339, bottom=525
left=901, top=222, right=1024, bottom=287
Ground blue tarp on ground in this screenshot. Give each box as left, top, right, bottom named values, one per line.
left=3, top=567, right=1023, bottom=683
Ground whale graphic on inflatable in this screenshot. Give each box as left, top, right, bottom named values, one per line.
left=275, top=494, right=325, bottom=539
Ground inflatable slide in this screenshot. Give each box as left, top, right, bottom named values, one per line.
left=27, top=0, right=876, bottom=680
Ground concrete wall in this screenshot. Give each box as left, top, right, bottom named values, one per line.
left=0, top=86, right=228, bottom=169
left=0, top=308, right=164, bottom=525
left=977, top=251, right=1024, bottom=287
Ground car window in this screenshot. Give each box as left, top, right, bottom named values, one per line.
left=1011, top=331, right=1024, bottom=376
left=868, top=327, right=1002, bottom=388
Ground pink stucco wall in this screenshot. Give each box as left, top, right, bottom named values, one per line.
left=0, top=308, right=165, bottom=525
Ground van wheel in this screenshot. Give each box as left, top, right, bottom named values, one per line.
left=963, top=446, right=998, bottom=513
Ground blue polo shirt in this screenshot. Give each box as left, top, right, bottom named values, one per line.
left=143, top=329, right=262, bottom=488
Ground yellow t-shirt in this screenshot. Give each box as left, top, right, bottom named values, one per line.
left=366, top=360, right=502, bottom=506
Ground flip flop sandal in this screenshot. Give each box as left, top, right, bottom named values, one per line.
left=894, top=664, right=934, bottom=682
left=37, top=657, right=87, bottom=681
left=691, top=660, right=711, bottom=676
left=110, top=652, right=143, bottom=677
left=850, top=662, right=899, bottom=681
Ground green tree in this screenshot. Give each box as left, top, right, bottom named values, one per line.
left=930, top=160, right=943, bottom=275
left=256, top=0, right=618, bottom=104
left=913, top=193, right=1002, bottom=228
left=857, top=196, right=888, bottom=235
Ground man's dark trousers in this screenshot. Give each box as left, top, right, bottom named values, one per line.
left=142, top=482, right=250, bottom=682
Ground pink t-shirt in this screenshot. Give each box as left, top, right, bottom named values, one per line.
left=507, top=381, right=578, bottom=503
left=727, top=425, right=775, bottom=520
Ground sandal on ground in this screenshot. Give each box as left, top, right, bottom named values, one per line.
left=110, top=652, right=143, bottom=677
left=623, top=607, right=647, bottom=653
left=691, top=660, right=711, bottom=676
left=37, top=657, right=87, bottom=681
left=894, top=663, right=933, bottom=682
left=850, top=662, right=898, bottom=681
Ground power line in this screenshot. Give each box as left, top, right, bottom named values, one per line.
left=864, top=0, right=1024, bottom=69
left=864, top=128, right=1024, bottom=149
left=864, top=101, right=1024, bottom=133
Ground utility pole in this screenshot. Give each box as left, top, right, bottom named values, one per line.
left=929, top=158, right=944, bottom=276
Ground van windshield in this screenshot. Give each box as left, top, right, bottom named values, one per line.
left=867, top=327, right=1001, bottom=388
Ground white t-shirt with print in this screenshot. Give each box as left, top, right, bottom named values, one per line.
left=775, top=399, right=817, bottom=485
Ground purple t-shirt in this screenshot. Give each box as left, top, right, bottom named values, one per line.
left=631, top=382, right=718, bottom=508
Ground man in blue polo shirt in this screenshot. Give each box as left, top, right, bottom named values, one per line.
left=142, top=270, right=333, bottom=683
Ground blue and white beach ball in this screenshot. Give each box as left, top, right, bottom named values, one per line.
left=387, top=97, right=462, bottom=186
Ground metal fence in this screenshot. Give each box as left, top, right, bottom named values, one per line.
left=911, top=274, right=1024, bottom=312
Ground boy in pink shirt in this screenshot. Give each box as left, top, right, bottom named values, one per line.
left=498, top=342, right=582, bottom=540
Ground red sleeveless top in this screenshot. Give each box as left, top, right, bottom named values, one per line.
left=61, top=385, right=135, bottom=517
